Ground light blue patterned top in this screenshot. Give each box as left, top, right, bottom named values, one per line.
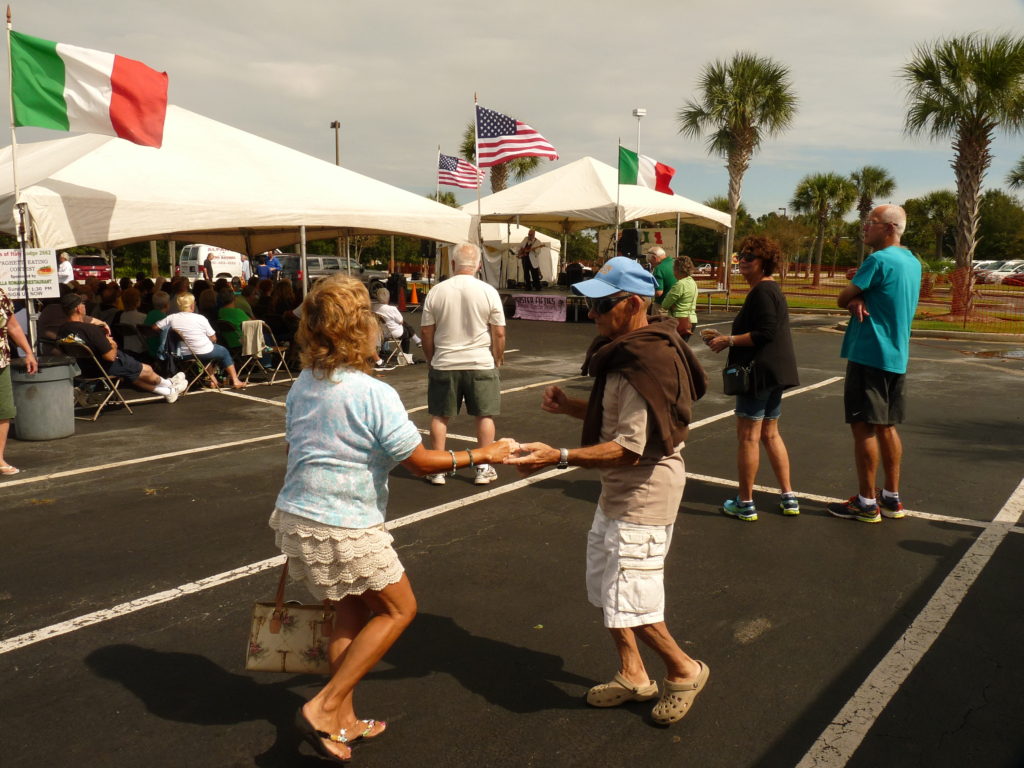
left=276, top=367, right=422, bottom=528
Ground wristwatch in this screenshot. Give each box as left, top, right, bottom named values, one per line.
left=557, top=448, right=570, bottom=469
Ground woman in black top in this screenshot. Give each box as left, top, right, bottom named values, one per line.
left=705, top=236, right=799, bottom=521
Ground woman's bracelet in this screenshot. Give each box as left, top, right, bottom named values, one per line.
left=467, top=449, right=475, bottom=469
left=447, top=449, right=457, bottom=475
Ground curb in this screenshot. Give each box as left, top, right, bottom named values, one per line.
left=832, top=320, right=1024, bottom=343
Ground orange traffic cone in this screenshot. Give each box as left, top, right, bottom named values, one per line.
left=398, top=283, right=407, bottom=311
left=408, top=283, right=420, bottom=306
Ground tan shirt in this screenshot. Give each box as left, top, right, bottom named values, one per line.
left=598, top=372, right=685, bottom=526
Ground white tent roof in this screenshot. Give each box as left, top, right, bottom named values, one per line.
left=462, top=156, right=731, bottom=233
left=0, top=105, right=473, bottom=252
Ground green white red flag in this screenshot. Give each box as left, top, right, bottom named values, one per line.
left=618, top=146, right=675, bottom=195
left=9, top=30, right=168, bottom=148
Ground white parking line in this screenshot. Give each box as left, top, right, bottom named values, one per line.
left=796, top=477, right=1024, bottom=768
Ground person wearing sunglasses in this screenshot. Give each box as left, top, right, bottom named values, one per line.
left=508, top=256, right=710, bottom=726
left=705, top=236, right=800, bottom=521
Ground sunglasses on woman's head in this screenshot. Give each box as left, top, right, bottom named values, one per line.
left=585, top=294, right=631, bottom=314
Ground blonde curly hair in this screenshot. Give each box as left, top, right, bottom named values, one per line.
left=297, top=275, right=378, bottom=376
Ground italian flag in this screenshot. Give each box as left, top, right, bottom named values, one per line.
left=618, top=146, right=675, bottom=195
left=10, top=30, right=168, bottom=148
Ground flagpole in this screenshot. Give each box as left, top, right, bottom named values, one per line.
left=614, top=140, right=621, bottom=260
left=6, top=6, right=34, bottom=350
left=473, top=94, right=482, bottom=253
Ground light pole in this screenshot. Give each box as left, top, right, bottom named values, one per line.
left=329, top=120, right=341, bottom=165
left=777, top=207, right=787, bottom=217
left=632, top=107, right=646, bottom=156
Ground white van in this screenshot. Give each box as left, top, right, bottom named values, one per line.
left=176, top=244, right=246, bottom=281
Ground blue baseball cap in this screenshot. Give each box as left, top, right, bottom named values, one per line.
left=572, top=256, right=657, bottom=298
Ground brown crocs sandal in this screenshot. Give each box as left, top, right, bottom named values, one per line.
left=586, top=672, right=659, bottom=707
left=651, top=661, right=710, bottom=725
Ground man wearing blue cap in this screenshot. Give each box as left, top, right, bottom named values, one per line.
left=508, top=257, right=710, bottom=726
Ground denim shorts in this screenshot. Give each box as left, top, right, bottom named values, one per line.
left=734, top=386, right=784, bottom=421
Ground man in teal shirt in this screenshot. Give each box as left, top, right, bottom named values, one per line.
left=646, top=246, right=676, bottom=304
left=829, top=205, right=920, bottom=524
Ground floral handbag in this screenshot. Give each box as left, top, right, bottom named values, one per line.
left=246, top=560, right=334, bottom=675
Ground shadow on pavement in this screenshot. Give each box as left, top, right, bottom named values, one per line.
left=368, top=612, right=594, bottom=713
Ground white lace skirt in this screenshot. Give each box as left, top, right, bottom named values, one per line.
left=268, top=508, right=405, bottom=601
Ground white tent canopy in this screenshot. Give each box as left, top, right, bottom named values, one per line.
left=479, top=222, right=559, bottom=287
left=0, top=105, right=473, bottom=252
left=462, top=156, right=732, bottom=233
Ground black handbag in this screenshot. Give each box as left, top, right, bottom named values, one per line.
left=722, top=362, right=754, bottom=396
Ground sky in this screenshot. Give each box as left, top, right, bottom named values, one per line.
left=5, top=0, right=1024, bottom=221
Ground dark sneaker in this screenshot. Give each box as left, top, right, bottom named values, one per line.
left=876, top=489, right=906, bottom=519
left=827, top=496, right=881, bottom=523
left=722, top=497, right=758, bottom=522
left=779, top=495, right=800, bottom=516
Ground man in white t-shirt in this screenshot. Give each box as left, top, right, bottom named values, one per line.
left=420, top=242, right=506, bottom=486
left=57, top=252, right=74, bottom=284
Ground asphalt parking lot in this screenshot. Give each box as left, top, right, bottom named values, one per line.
left=1, top=309, right=1022, bottom=768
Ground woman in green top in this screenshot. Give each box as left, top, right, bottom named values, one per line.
left=660, top=256, right=699, bottom=339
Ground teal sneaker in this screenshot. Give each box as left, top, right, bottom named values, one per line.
left=722, top=497, right=758, bottom=522
left=779, top=495, right=800, bottom=516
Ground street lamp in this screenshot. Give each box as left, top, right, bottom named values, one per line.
left=632, top=107, right=646, bottom=156
left=329, top=120, right=341, bottom=165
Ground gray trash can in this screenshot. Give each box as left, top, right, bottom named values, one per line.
left=10, top=355, right=79, bottom=441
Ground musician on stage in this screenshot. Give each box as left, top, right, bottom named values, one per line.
left=517, top=229, right=544, bottom=291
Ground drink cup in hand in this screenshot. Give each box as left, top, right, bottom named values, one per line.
left=700, top=328, right=720, bottom=346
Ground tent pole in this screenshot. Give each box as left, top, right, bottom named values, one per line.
left=675, top=213, right=680, bottom=260
left=299, top=225, right=308, bottom=295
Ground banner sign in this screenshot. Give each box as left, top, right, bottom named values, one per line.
left=597, top=228, right=677, bottom=261
left=514, top=293, right=566, bottom=322
left=0, top=249, right=59, bottom=299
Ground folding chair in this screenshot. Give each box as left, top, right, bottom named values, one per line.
left=115, top=322, right=153, bottom=362
left=213, top=319, right=243, bottom=363
left=376, top=315, right=406, bottom=368
left=236, top=319, right=266, bottom=383
left=58, top=340, right=135, bottom=421
left=258, top=321, right=294, bottom=384
left=168, top=330, right=211, bottom=392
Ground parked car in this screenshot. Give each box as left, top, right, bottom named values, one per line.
left=999, top=263, right=1024, bottom=285
left=71, top=255, right=112, bottom=282
left=973, top=260, right=1003, bottom=273
left=978, top=260, right=1024, bottom=284
left=176, top=244, right=246, bottom=281
left=276, top=254, right=388, bottom=287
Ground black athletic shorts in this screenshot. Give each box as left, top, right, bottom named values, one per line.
left=844, top=360, right=905, bottom=425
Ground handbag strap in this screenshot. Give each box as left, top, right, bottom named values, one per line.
left=274, top=559, right=289, bottom=611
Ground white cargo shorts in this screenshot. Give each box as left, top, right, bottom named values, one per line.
left=586, top=507, right=674, bottom=629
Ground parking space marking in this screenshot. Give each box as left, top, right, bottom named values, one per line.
left=0, top=433, right=287, bottom=489
left=405, top=376, right=581, bottom=413
left=796, top=476, right=1024, bottom=768
left=216, top=389, right=288, bottom=407
left=688, top=376, right=842, bottom=430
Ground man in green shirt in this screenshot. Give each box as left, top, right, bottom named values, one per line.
left=646, top=246, right=676, bottom=304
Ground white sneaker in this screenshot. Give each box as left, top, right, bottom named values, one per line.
left=427, top=473, right=446, bottom=486
left=474, top=465, right=498, bottom=485
left=172, top=372, right=188, bottom=393
left=164, top=387, right=179, bottom=404
left=402, top=353, right=415, bottom=365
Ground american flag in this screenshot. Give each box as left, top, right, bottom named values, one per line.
left=437, top=153, right=484, bottom=189
left=475, top=104, right=558, bottom=167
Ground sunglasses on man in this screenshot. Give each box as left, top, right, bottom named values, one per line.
left=585, top=294, right=631, bottom=314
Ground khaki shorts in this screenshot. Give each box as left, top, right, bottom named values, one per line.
left=427, top=368, right=501, bottom=418
left=0, top=365, right=14, bottom=420
left=586, top=507, right=674, bottom=629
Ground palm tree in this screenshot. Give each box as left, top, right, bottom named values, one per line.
left=917, top=190, right=958, bottom=263
left=459, top=122, right=542, bottom=193
left=850, top=166, right=896, bottom=263
left=790, top=173, right=857, bottom=287
left=1008, top=157, right=1024, bottom=189
left=902, top=32, right=1024, bottom=316
left=677, top=52, right=797, bottom=275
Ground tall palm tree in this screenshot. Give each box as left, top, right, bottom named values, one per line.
left=902, top=32, right=1024, bottom=316
left=850, top=165, right=896, bottom=263
left=459, top=122, right=542, bottom=193
left=1007, top=156, right=1024, bottom=189
left=677, top=52, right=797, bottom=275
left=790, top=173, right=857, bottom=287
